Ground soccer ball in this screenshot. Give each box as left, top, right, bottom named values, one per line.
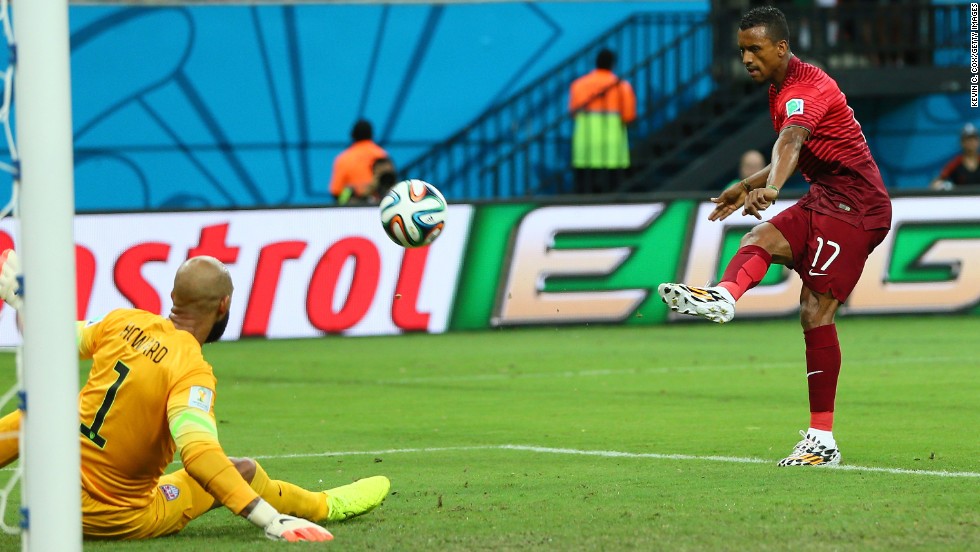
left=379, top=179, right=447, bottom=248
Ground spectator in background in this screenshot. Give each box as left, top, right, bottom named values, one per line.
left=727, top=149, right=767, bottom=189
left=330, top=119, right=390, bottom=205
left=931, top=123, right=980, bottom=190
left=569, top=48, right=637, bottom=195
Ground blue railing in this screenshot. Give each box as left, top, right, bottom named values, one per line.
left=399, top=12, right=713, bottom=201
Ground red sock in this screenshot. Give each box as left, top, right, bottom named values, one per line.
left=804, top=324, right=841, bottom=431
left=717, top=245, right=772, bottom=301
left=810, top=411, right=834, bottom=432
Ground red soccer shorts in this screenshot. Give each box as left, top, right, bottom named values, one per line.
left=769, top=204, right=889, bottom=303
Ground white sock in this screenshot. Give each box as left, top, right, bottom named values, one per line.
left=807, top=427, right=836, bottom=448
left=713, top=286, right=735, bottom=303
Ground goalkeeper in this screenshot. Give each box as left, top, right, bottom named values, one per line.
left=0, top=252, right=389, bottom=541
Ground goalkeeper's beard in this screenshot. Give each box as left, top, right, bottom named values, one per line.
left=205, top=313, right=230, bottom=344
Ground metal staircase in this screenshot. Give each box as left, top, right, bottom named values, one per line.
left=619, top=76, right=768, bottom=194
left=397, top=11, right=712, bottom=200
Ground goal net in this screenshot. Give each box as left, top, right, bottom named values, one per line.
left=0, top=0, right=21, bottom=537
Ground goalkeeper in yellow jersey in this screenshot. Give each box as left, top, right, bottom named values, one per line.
left=0, top=252, right=389, bottom=542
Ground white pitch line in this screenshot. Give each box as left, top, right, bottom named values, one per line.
left=3, top=442, right=975, bottom=479
left=248, top=443, right=980, bottom=479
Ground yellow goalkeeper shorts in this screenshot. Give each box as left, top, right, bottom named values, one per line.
left=81, top=469, right=217, bottom=540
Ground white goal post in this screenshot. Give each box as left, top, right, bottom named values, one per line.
left=14, top=1, right=82, bottom=551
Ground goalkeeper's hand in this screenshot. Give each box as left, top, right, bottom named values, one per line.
left=0, top=249, right=22, bottom=311
left=246, top=498, right=333, bottom=542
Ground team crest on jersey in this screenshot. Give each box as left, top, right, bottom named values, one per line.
left=188, top=386, right=214, bottom=413
left=160, top=484, right=180, bottom=501
left=786, top=99, right=805, bottom=117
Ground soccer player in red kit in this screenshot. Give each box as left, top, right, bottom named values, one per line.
left=658, top=6, right=891, bottom=466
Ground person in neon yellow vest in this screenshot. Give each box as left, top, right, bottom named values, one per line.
left=569, top=49, right=637, bottom=194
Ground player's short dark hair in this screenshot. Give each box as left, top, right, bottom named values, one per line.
left=351, top=119, right=373, bottom=142
left=596, top=48, right=615, bottom=70
left=739, top=6, right=790, bottom=44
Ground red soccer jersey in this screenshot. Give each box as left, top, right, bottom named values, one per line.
left=768, top=56, right=891, bottom=230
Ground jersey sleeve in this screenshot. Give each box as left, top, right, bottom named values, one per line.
left=776, top=82, right=828, bottom=135
left=77, top=313, right=110, bottom=360
left=167, top=366, right=258, bottom=514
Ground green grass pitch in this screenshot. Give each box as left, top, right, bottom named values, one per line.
left=0, top=315, right=977, bottom=550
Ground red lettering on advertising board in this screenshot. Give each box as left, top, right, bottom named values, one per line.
left=188, top=223, right=239, bottom=263
left=241, top=241, right=307, bottom=337
left=0, top=234, right=94, bottom=319
left=307, top=237, right=380, bottom=333
left=0, top=232, right=95, bottom=320
left=114, top=243, right=171, bottom=313
left=392, top=247, right=431, bottom=331
left=76, top=245, right=96, bottom=319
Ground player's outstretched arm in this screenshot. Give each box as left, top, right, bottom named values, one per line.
left=244, top=497, right=333, bottom=542
left=743, top=126, right=807, bottom=219
left=709, top=184, right=748, bottom=221
left=182, top=441, right=333, bottom=542
left=709, top=164, right=771, bottom=222
left=170, top=401, right=333, bottom=542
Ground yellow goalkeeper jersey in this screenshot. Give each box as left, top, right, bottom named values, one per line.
left=77, top=308, right=217, bottom=509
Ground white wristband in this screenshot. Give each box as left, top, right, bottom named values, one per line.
left=245, top=498, right=278, bottom=529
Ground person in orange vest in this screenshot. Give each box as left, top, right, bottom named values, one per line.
left=568, top=48, right=637, bottom=194
left=329, top=120, right=391, bottom=205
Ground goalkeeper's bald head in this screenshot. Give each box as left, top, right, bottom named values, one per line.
left=171, top=256, right=234, bottom=343
left=173, top=256, right=233, bottom=312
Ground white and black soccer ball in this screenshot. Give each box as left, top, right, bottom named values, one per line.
left=379, top=179, right=447, bottom=248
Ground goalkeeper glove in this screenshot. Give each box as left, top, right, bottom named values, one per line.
left=0, top=249, right=22, bottom=311
left=246, top=498, right=333, bottom=542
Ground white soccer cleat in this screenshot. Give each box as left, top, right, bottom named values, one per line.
left=658, top=283, right=735, bottom=323
left=777, top=430, right=841, bottom=467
